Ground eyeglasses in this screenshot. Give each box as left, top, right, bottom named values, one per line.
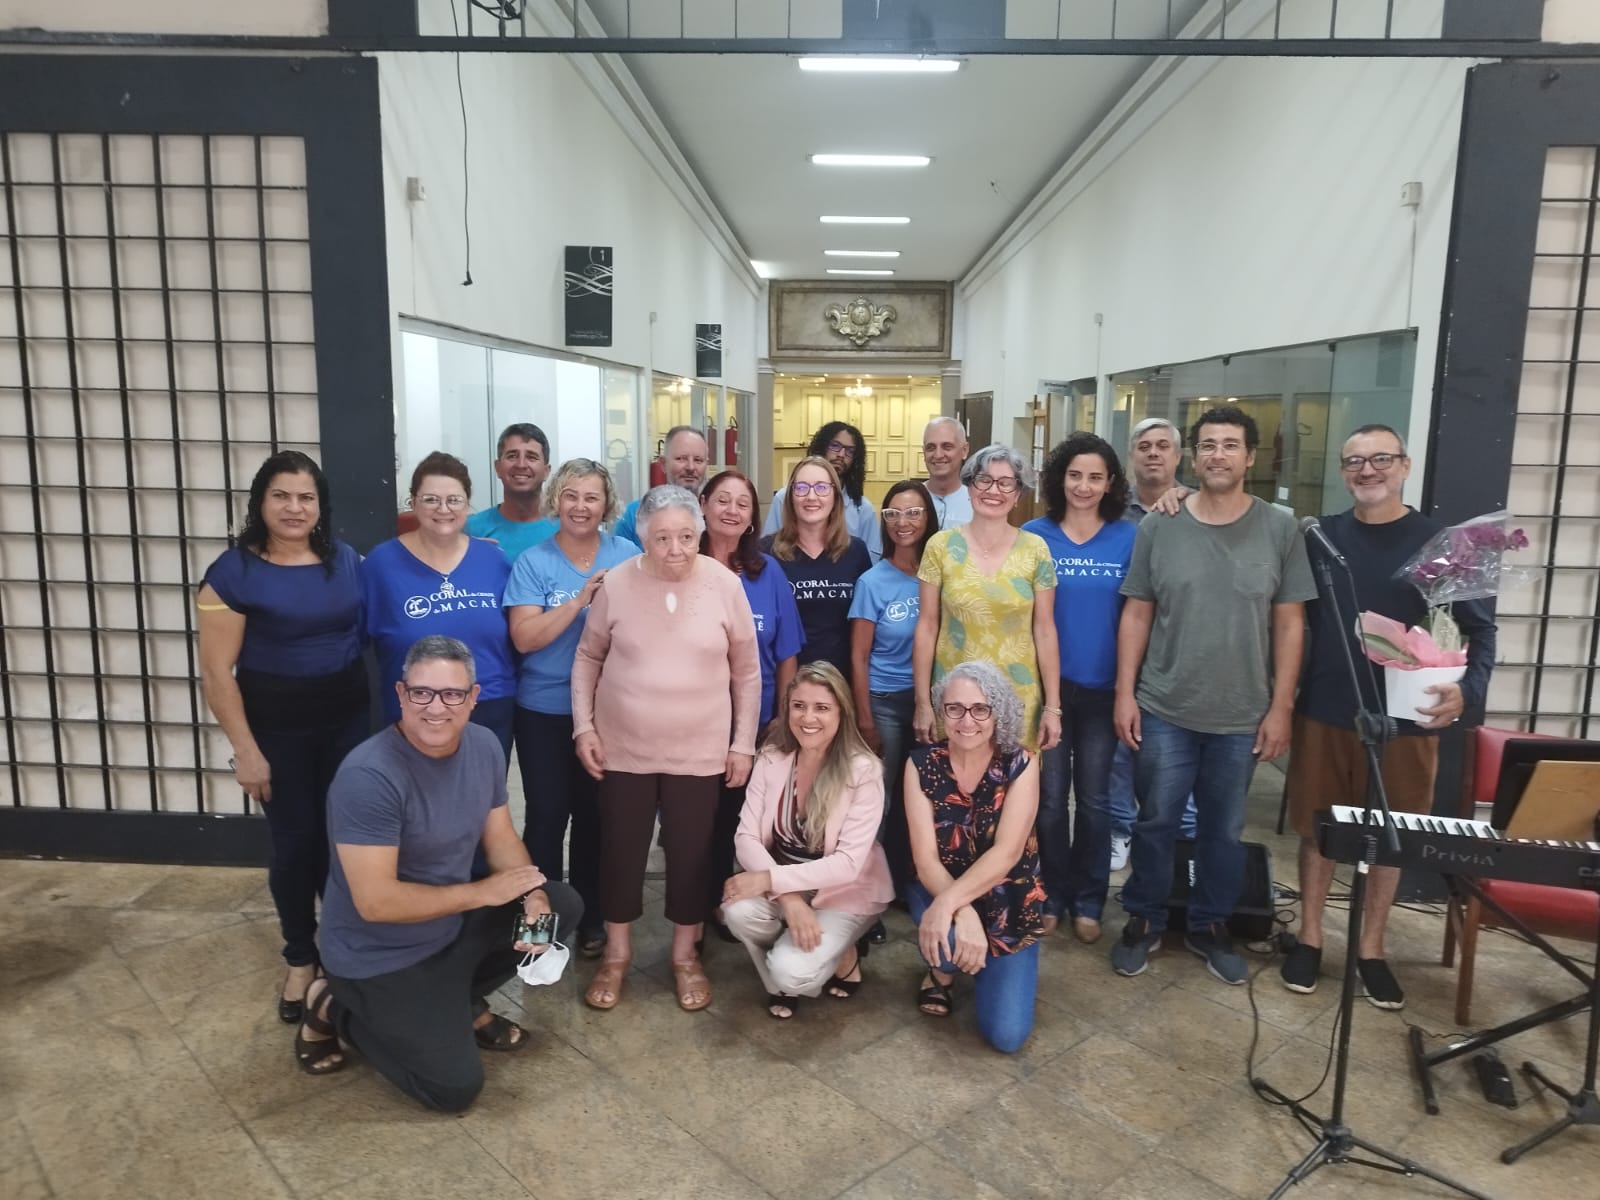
left=971, top=474, right=1020, bottom=494
left=792, top=481, right=834, bottom=498
left=882, top=506, right=926, bottom=522
left=942, top=702, right=993, bottom=722
left=416, top=494, right=468, bottom=510
left=826, top=440, right=857, bottom=460
left=1195, top=440, right=1248, bottom=457
left=403, top=686, right=471, bottom=706
left=1340, top=452, right=1406, bottom=473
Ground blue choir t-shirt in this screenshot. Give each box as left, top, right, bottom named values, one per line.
left=739, top=554, right=805, bottom=725
left=847, top=559, right=921, bottom=693
left=503, top=532, right=640, bottom=714
left=463, top=507, right=557, bottom=564
left=202, top=542, right=364, bottom=676
left=613, top=498, right=643, bottom=548
left=319, top=723, right=507, bottom=978
left=363, top=537, right=516, bottom=719
left=1023, top=516, right=1137, bottom=691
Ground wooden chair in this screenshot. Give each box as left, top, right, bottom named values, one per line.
left=1442, top=726, right=1600, bottom=1024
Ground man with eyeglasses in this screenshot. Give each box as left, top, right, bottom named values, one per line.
left=1280, top=424, right=1496, bottom=1010
left=921, top=416, right=973, bottom=528
left=763, top=421, right=884, bottom=560
left=615, top=426, right=710, bottom=545
left=305, top=635, right=583, bottom=1111
left=1112, top=404, right=1316, bottom=986
left=465, top=423, right=556, bottom=562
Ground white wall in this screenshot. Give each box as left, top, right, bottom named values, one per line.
left=1545, top=0, right=1600, bottom=40
left=959, top=20, right=1471, bottom=499
left=0, top=0, right=326, bottom=34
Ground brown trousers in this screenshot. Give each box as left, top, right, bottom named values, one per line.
left=598, top=770, right=720, bottom=925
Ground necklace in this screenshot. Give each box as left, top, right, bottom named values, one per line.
left=557, top=533, right=598, bottom=572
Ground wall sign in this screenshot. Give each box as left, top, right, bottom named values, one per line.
left=564, top=246, right=613, bottom=346
left=695, top=323, right=722, bottom=378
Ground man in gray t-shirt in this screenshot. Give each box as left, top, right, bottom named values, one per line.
left=295, top=635, right=582, bottom=1112
left=1110, top=406, right=1315, bottom=986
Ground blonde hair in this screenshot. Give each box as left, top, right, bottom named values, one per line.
left=541, top=458, right=621, bottom=524
left=762, top=661, right=879, bottom=852
left=770, top=456, right=851, bottom=562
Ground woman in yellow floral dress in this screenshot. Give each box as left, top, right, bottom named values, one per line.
left=912, top=444, right=1062, bottom=754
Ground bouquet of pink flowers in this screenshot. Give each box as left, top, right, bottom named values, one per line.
left=1393, top=509, right=1530, bottom=652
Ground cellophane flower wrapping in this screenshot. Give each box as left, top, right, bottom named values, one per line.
left=1393, top=510, right=1531, bottom=650
left=1358, top=612, right=1468, bottom=670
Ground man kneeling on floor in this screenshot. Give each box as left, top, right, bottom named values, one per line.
left=296, top=634, right=582, bottom=1112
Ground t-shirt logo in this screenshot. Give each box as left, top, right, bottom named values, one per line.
left=404, top=581, right=502, bottom=620
left=884, top=597, right=918, bottom=623
left=405, top=595, right=433, bottom=619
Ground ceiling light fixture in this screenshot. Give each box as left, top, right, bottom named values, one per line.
left=810, top=153, right=930, bottom=168
left=826, top=268, right=895, bottom=277
left=798, top=57, right=961, bottom=74
left=824, top=250, right=900, bottom=258
left=844, top=378, right=874, bottom=398
left=820, top=215, right=910, bottom=225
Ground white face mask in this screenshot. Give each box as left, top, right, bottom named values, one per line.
left=515, top=942, right=569, bottom=986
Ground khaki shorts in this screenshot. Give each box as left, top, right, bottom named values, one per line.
left=1286, top=714, right=1439, bottom=840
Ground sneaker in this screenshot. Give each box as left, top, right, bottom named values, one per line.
left=1358, top=958, right=1406, bottom=1010
left=1185, top=922, right=1248, bottom=986
left=1109, top=835, right=1131, bottom=872
left=1111, top=917, right=1161, bottom=977
left=1279, top=942, right=1322, bottom=994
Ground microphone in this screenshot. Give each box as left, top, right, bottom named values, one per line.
left=1300, top=516, right=1348, bottom=567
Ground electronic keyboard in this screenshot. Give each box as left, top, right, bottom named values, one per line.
left=1316, top=805, right=1600, bottom=888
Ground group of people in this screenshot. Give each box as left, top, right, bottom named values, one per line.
left=195, top=402, right=1494, bottom=1113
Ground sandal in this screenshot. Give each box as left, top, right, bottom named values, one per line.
left=578, top=928, right=607, bottom=960
left=765, top=993, right=801, bottom=1020
left=671, top=957, right=713, bottom=1012
left=826, top=937, right=869, bottom=999
left=294, top=979, right=348, bottom=1075
left=473, top=1011, right=527, bottom=1052
left=917, top=972, right=954, bottom=1018
left=584, top=959, right=628, bottom=1010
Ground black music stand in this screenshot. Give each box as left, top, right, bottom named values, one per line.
left=1251, top=535, right=1491, bottom=1200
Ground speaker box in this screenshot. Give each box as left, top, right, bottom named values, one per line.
left=1166, top=838, right=1276, bottom=942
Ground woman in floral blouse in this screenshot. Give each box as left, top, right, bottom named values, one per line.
left=904, top=659, right=1045, bottom=1054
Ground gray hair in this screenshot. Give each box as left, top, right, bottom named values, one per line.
left=923, top=415, right=968, bottom=444
left=960, top=442, right=1034, bottom=490
left=402, top=635, right=477, bottom=686
left=541, top=457, right=621, bottom=523
left=1129, top=417, right=1182, bottom=449
left=635, top=483, right=705, bottom=539
left=932, top=660, right=1024, bottom=755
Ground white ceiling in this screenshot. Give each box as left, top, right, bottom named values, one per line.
left=588, top=4, right=1208, bottom=281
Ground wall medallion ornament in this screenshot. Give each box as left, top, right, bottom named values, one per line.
left=824, top=295, right=897, bottom=347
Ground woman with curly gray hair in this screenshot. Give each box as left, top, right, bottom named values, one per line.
left=903, top=659, right=1045, bottom=1052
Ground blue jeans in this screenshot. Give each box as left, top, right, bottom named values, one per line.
left=907, top=880, right=1039, bottom=1054
left=1036, top=681, right=1117, bottom=920
left=469, top=696, right=515, bottom=766
left=1109, top=742, right=1198, bottom=840
left=869, top=688, right=916, bottom=897
left=1120, top=709, right=1258, bottom=933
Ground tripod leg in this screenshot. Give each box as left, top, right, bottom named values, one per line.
left=1265, top=1137, right=1335, bottom=1200
left=1521, top=1060, right=1575, bottom=1104
left=1345, top=1135, right=1498, bottom=1200
left=1502, top=1115, right=1575, bottom=1165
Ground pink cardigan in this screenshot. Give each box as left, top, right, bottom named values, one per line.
left=734, top=749, right=893, bottom=916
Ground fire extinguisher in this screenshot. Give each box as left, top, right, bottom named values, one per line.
left=648, top=438, right=666, bottom=487
left=725, top=417, right=739, bottom=468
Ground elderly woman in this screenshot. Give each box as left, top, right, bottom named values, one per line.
left=197, top=451, right=368, bottom=1022
left=912, top=444, right=1061, bottom=755
left=905, top=660, right=1046, bottom=1053
left=1022, top=433, right=1137, bottom=943
left=849, top=479, right=939, bottom=900
left=763, top=456, right=873, bottom=683
left=572, top=485, right=762, bottom=1011
left=506, top=458, right=640, bottom=959
left=762, top=421, right=883, bottom=560
left=364, top=452, right=517, bottom=757
left=722, top=662, right=892, bottom=1018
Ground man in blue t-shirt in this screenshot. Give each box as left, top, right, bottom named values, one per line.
left=615, top=426, right=709, bottom=544
left=465, top=423, right=557, bottom=561
left=297, top=635, right=582, bottom=1112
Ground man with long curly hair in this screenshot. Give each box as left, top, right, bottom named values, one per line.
left=762, top=421, right=883, bottom=561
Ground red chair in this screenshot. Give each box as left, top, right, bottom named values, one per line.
left=1442, top=726, right=1600, bottom=1024
left=396, top=509, right=419, bottom=535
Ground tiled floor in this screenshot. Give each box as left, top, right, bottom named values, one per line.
left=4, top=764, right=1600, bottom=1200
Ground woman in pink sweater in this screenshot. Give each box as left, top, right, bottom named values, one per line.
left=573, top=485, right=761, bottom=1012
left=721, top=662, right=892, bottom=1019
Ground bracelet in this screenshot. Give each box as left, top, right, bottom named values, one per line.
left=1042, top=705, right=1062, bottom=716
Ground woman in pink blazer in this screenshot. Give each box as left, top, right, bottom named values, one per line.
left=721, top=661, right=893, bottom=1019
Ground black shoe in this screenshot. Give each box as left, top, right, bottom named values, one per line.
left=1279, top=942, right=1322, bottom=994
left=1358, top=958, right=1406, bottom=1010
left=866, top=918, right=887, bottom=945
left=1184, top=922, right=1247, bottom=986
left=1110, top=917, right=1161, bottom=977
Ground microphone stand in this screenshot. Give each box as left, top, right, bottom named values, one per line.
left=1252, top=533, right=1492, bottom=1200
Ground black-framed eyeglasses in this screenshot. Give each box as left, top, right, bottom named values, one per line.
left=882, top=506, right=926, bottom=522
left=971, top=474, right=1020, bottom=494
left=826, top=439, right=857, bottom=459
left=792, top=481, right=834, bottom=498
left=942, top=702, right=994, bottom=722
left=1339, top=452, right=1406, bottom=473
left=403, top=686, right=471, bottom=707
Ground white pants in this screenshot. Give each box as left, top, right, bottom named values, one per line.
left=722, top=896, right=878, bottom=998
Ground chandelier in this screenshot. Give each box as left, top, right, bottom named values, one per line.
left=667, top=378, right=694, bottom=396
left=844, top=378, right=873, bottom=399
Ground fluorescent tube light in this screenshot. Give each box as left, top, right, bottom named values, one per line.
left=799, top=57, right=961, bottom=74
left=810, top=154, right=930, bottom=168
left=824, top=250, right=900, bottom=258
left=827, top=268, right=895, bottom=276
left=820, top=215, right=911, bottom=225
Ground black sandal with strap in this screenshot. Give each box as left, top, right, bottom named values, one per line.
left=473, top=1011, right=528, bottom=1052
left=917, top=974, right=954, bottom=1018
left=765, top=993, right=801, bottom=1020
left=826, top=936, right=869, bottom=999
left=294, top=980, right=348, bottom=1076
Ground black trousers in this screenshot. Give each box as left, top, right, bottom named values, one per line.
left=326, top=881, right=583, bottom=1113
left=513, top=707, right=602, bottom=934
